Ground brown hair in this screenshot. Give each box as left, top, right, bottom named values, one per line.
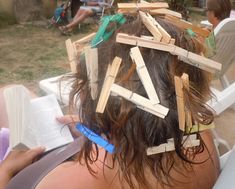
left=69, top=15, right=214, bottom=188
left=206, top=0, right=232, bottom=20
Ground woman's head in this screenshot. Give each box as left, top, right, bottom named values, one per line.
left=70, top=15, right=214, bottom=188
left=206, top=0, right=231, bottom=27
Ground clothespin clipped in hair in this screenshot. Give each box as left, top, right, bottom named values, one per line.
left=186, top=28, right=196, bottom=37
left=85, top=46, right=98, bottom=100
left=111, top=83, right=169, bottom=118
left=116, top=33, right=222, bottom=73
left=140, top=11, right=173, bottom=44
left=130, top=46, right=160, bottom=104
left=96, top=50, right=169, bottom=118
left=91, top=14, right=126, bottom=48
left=146, top=134, right=200, bottom=155
left=139, top=11, right=162, bottom=42
left=117, top=2, right=169, bottom=13
left=65, top=39, right=78, bottom=73
left=174, top=73, right=192, bottom=131
left=65, top=33, right=96, bottom=74
left=96, top=57, right=122, bottom=113
left=181, top=74, right=192, bottom=130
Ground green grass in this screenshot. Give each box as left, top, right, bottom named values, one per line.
left=0, top=12, right=206, bottom=93
left=0, top=22, right=94, bottom=93
left=0, top=12, right=16, bottom=28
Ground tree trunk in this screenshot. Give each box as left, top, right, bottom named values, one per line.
left=42, top=0, right=57, bottom=18
left=13, top=0, right=44, bottom=23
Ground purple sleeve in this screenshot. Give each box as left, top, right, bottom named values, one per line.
left=0, top=128, right=9, bottom=162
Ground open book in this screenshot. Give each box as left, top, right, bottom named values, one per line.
left=3, top=85, right=74, bottom=151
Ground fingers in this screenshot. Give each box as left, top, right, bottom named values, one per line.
left=21, top=147, right=45, bottom=166
left=56, top=115, right=81, bottom=138
left=56, top=115, right=80, bottom=125
left=25, top=146, right=46, bottom=161
left=2, top=147, right=46, bottom=177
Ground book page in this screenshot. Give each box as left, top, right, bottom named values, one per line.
left=30, top=94, right=74, bottom=151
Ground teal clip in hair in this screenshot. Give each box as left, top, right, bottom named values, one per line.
left=91, top=13, right=126, bottom=48
left=76, top=123, right=115, bottom=154
left=186, top=28, right=196, bottom=37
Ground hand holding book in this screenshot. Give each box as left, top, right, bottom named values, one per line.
left=3, top=85, right=74, bottom=152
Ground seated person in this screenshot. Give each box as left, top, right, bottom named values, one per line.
left=2, top=15, right=219, bottom=189
left=70, top=0, right=83, bottom=18
left=59, top=0, right=106, bottom=35
left=206, top=0, right=231, bottom=29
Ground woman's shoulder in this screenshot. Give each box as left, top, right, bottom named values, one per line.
left=36, top=130, right=219, bottom=189
left=35, top=149, right=121, bottom=189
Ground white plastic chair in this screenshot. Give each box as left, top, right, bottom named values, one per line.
left=207, top=18, right=235, bottom=114
left=213, top=146, right=235, bottom=189
left=39, top=74, right=73, bottom=106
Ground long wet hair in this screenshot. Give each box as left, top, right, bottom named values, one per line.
left=68, top=15, right=214, bottom=188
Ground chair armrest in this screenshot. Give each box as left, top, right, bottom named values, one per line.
left=98, top=2, right=111, bottom=7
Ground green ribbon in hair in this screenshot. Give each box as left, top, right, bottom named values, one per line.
left=91, top=13, right=126, bottom=48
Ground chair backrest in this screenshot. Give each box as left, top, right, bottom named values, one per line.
left=99, top=0, right=115, bottom=17
left=213, top=146, right=235, bottom=189
left=212, top=18, right=235, bottom=78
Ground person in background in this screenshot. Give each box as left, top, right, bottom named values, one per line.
left=70, top=0, right=83, bottom=18
left=206, top=0, right=231, bottom=29
left=59, top=0, right=105, bottom=35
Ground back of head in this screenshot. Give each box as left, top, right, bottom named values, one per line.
left=207, top=0, right=232, bottom=20
left=70, top=15, right=214, bottom=188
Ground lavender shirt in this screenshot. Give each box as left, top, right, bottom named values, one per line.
left=0, top=128, right=9, bottom=162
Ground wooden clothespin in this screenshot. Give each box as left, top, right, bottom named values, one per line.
left=84, top=46, right=98, bottom=100
left=65, top=39, right=77, bottom=73
left=96, top=57, right=122, bottom=113
left=174, top=73, right=192, bottom=131
left=164, top=15, right=210, bottom=38
left=65, top=33, right=96, bottom=74
left=182, top=134, right=200, bottom=148
left=173, top=46, right=222, bottom=73
left=130, top=47, right=160, bottom=104
left=111, top=84, right=169, bottom=118
left=117, top=2, right=169, bottom=12
left=73, top=32, right=96, bottom=47
left=146, top=134, right=200, bottom=155
left=116, top=33, right=175, bottom=53
left=181, top=73, right=192, bottom=129
left=149, top=8, right=182, bottom=19
left=96, top=46, right=168, bottom=118
left=116, top=33, right=222, bottom=73
left=146, top=140, right=175, bottom=155
left=174, top=75, right=185, bottom=131
left=139, top=11, right=162, bottom=42
left=149, top=12, right=172, bottom=43
left=140, top=11, right=172, bottom=43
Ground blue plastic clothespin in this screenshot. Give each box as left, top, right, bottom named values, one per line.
left=76, top=123, right=115, bottom=154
